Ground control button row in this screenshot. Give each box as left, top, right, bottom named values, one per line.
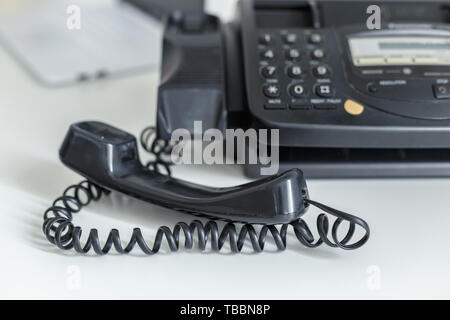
left=263, top=84, right=335, bottom=98
left=261, top=65, right=302, bottom=79
left=261, top=65, right=331, bottom=79
left=264, top=103, right=337, bottom=110
left=289, top=84, right=335, bottom=98
left=367, top=84, right=450, bottom=99
left=259, top=33, right=323, bottom=45
left=260, top=48, right=326, bottom=61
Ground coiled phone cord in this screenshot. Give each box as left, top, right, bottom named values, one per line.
left=41, top=128, right=370, bottom=255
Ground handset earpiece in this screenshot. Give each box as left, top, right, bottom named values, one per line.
left=59, top=121, right=309, bottom=224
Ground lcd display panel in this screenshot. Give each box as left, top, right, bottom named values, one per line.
left=348, top=36, right=450, bottom=66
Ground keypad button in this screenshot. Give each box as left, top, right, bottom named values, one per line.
left=285, top=48, right=301, bottom=60
left=433, top=84, right=450, bottom=99
left=289, top=84, right=306, bottom=98
left=290, top=103, right=312, bottom=110
left=314, top=104, right=337, bottom=110
left=313, top=65, right=331, bottom=77
left=261, top=65, right=278, bottom=78
left=287, top=65, right=303, bottom=78
left=263, top=84, right=281, bottom=98
left=367, top=83, right=379, bottom=93
left=311, top=48, right=325, bottom=59
left=284, top=33, right=297, bottom=44
left=315, top=84, right=334, bottom=98
left=309, top=33, right=322, bottom=44
left=259, top=33, right=272, bottom=45
left=265, top=104, right=286, bottom=110
left=260, top=49, right=275, bottom=60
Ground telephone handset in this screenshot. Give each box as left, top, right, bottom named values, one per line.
left=42, top=121, right=369, bottom=255
left=59, top=122, right=307, bottom=225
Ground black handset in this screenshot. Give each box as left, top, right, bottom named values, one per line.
left=43, top=121, right=369, bottom=255
left=59, top=121, right=307, bottom=225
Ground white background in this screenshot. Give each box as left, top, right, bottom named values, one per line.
left=0, top=0, right=450, bottom=299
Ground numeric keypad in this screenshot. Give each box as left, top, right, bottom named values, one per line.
left=258, top=30, right=337, bottom=111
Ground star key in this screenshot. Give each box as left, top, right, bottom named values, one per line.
left=263, top=84, right=281, bottom=98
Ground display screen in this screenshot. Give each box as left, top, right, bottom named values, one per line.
left=348, top=36, right=450, bottom=66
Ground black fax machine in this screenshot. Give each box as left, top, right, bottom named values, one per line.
left=154, top=0, right=450, bottom=178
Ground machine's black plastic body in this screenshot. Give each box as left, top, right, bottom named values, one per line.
left=155, top=0, right=450, bottom=178
left=59, top=121, right=309, bottom=224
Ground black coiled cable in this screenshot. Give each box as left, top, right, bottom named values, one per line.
left=140, top=126, right=177, bottom=175
left=42, top=127, right=370, bottom=255
left=42, top=180, right=369, bottom=254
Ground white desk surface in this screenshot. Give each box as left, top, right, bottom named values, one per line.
left=1, top=0, right=450, bottom=300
